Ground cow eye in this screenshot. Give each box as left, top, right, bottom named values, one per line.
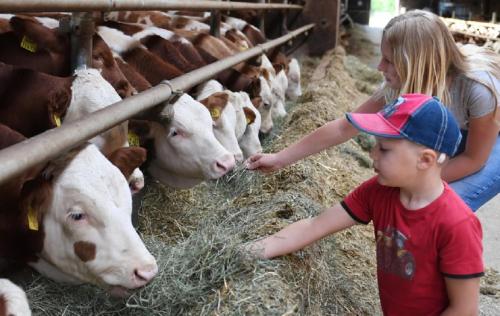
left=169, top=129, right=178, bottom=137
left=69, top=213, right=86, bottom=221
left=264, top=102, right=271, bottom=108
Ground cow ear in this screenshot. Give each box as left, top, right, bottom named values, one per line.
left=251, top=96, right=262, bottom=109
left=128, top=119, right=154, bottom=144
left=199, top=93, right=227, bottom=121
left=260, top=68, right=271, bottom=81
left=243, top=107, right=256, bottom=125
left=47, top=86, right=72, bottom=128
left=272, top=63, right=284, bottom=74
left=18, top=173, right=53, bottom=233
left=106, top=147, right=146, bottom=179
left=10, top=15, right=64, bottom=53
left=249, top=77, right=261, bottom=97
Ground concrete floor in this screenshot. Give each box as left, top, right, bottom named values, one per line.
left=477, top=196, right=500, bottom=271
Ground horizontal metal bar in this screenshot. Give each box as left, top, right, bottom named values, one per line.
left=0, top=0, right=303, bottom=13
left=0, top=23, right=314, bottom=185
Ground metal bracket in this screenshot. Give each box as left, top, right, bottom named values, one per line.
left=160, top=80, right=184, bottom=104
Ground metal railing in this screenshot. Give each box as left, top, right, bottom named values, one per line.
left=0, top=23, right=314, bottom=185
left=0, top=0, right=302, bottom=13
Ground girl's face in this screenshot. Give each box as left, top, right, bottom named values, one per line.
left=378, top=39, right=401, bottom=90
left=370, top=138, right=419, bottom=187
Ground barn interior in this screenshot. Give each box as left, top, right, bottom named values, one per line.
left=0, top=0, right=499, bottom=315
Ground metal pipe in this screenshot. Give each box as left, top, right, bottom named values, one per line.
left=0, top=23, right=314, bottom=185
left=209, top=9, right=221, bottom=37
left=0, top=0, right=302, bottom=13
left=70, top=12, right=94, bottom=70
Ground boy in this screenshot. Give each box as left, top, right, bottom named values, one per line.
left=249, top=94, right=484, bottom=315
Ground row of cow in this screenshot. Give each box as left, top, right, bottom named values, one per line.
left=0, top=9, right=303, bottom=315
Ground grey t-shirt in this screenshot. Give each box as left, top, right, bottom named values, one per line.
left=448, top=71, right=500, bottom=130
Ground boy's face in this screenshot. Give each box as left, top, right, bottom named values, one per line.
left=370, top=137, right=422, bottom=187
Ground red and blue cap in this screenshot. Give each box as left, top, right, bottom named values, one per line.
left=346, top=93, right=462, bottom=156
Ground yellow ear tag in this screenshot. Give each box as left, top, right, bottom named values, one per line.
left=20, top=36, right=38, bottom=53
left=210, top=108, right=221, bottom=120
left=27, top=205, right=39, bottom=231
left=53, top=114, right=61, bottom=127
left=128, top=131, right=140, bottom=147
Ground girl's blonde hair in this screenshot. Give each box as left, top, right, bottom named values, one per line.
left=382, top=10, right=500, bottom=107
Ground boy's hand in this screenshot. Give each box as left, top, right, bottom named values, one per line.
left=238, top=241, right=265, bottom=260
left=246, top=153, right=284, bottom=173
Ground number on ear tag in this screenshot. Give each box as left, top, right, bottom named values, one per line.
left=210, top=108, right=221, bottom=120
left=128, top=131, right=140, bottom=147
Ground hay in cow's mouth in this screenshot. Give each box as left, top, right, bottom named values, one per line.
left=21, top=43, right=388, bottom=315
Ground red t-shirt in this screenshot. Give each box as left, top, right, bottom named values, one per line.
left=342, top=176, right=484, bottom=316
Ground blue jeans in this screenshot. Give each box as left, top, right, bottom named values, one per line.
left=449, top=133, right=500, bottom=211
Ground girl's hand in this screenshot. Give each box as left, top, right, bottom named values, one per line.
left=246, top=153, right=284, bottom=173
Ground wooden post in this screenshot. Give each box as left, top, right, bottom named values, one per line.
left=303, top=0, right=340, bottom=55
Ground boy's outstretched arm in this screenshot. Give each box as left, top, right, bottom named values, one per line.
left=441, top=277, right=480, bottom=316
left=250, top=203, right=358, bottom=259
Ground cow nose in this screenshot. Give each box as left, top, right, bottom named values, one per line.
left=215, top=154, right=236, bottom=174
left=134, top=264, right=158, bottom=284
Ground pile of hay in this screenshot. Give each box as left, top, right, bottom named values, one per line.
left=20, top=47, right=385, bottom=315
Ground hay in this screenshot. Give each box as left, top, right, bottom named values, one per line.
left=19, top=46, right=386, bottom=315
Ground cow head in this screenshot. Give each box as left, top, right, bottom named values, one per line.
left=21, top=144, right=157, bottom=291
left=270, top=69, right=288, bottom=119
left=254, top=77, right=274, bottom=134
left=200, top=92, right=244, bottom=162
left=238, top=92, right=262, bottom=158
left=92, top=35, right=136, bottom=98
left=131, top=94, right=236, bottom=188
left=62, top=68, right=145, bottom=194
left=286, top=58, right=302, bottom=101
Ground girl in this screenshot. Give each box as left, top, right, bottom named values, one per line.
left=247, top=10, right=500, bottom=211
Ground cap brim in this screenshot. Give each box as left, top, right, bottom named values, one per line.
left=346, top=112, right=403, bottom=138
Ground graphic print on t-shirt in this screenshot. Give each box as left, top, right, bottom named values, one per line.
left=376, top=226, right=416, bottom=279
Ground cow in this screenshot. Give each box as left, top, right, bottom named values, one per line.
left=0, top=279, right=31, bottom=316
left=260, top=54, right=288, bottom=118
left=234, top=91, right=263, bottom=158
left=268, top=48, right=303, bottom=101
left=129, top=93, right=236, bottom=188
left=0, top=123, right=156, bottom=297
left=222, top=15, right=266, bottom=45
left=199, top=92, right=244, bottom=162
left=194, top=80, right=262, bottom=159
left=0, top=15, right=135, bottom=99
left=96, top=25, right=184, bottom=86
left=285, top=57, right=302, bottom=101
left=0, top=63, right=145, bottom=193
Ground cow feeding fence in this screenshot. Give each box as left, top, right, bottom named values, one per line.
left=0, top=1, right=314, bottom=185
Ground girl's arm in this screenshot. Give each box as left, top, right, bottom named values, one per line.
left=247, top=93, right=386, bottom=172
left=250, top=203, right=358, bottom=259
left=442, top=111, right=500, bottom=182
left=441, top=277, right=480, bottom=316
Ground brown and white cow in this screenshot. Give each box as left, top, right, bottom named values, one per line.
left=0, top=279, right=31, bottom=316
left=0, top=123, right=156, bottom=297
left=130, top=93, right=236, bottom=188
left=0, top=63, right=145, bottom=193
left=0, top=15, right=135, bottom=99
left=194, top=80, right=262, bottom=159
